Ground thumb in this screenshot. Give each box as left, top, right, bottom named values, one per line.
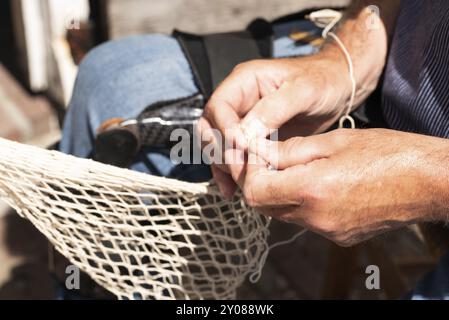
left=237, top=94, right=290, bottom=148
left=238, top=81, right=314, bottom=147
left=248, top=133, right=337, bottom=170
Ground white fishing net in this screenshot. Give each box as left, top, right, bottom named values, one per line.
left=0, top=138, right=270, bottom=300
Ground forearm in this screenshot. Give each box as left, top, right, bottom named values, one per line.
left=320, top=0, right=401, bottom=109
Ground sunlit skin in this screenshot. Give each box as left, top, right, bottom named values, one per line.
left=244, top=129, right=449, bottom=246
left=197, top=0, right=449, bottom=246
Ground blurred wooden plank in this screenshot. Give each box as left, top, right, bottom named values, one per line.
left=10, top=0, right=90, bottom=106
left=10, top=0, right=48, bottom=92
left=104, top=0, right=349, bottom=39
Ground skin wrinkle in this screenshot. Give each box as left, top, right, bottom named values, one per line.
left=237, top=70, right=256, bottom=117
left=198, top=1, right=449, bottom=246
left=254, top=72, right=265, bottom=103
left=248, top=129, right=449, bottom=245
left=347, top=142, right=423, bottom=212
left=254, top=69, right=276, bottom=100
left=251, top=168, right=304, bottom=207
left=321, top=1, right=400, bottom=110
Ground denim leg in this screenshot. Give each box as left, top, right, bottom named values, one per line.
left=59, top=23, right=320, bottom=178
left=272, top=20, right=320, bottom=57
left=59, top=34, right=201, bottom=177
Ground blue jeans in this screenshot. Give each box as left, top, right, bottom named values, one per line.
left=59, top=21, right=449, bottom=300
left=59, top=20, right=319, bottom=180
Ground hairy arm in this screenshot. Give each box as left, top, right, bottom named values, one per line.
left=244, top=129, right=449, bottom=246
left=237, top=0, right=403, bottom=138
left=199, top=0, right=402, bottom=197
left=320, top=0, right=402, bottom=112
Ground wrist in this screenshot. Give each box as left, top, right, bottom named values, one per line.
left=415, top=136, right=449, bottom=222
left=308, top=50, right=354, bottom=120
left=427, top=139, right=449, bottom=222
left=317, top=47, right=354, bottom=101
left=318, top=5, right=390, bottom=110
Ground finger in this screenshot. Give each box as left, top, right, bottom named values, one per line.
left=203, top=69, right=261, bottom=147
left=224, top=148, right=246, bottom=187
left=239, top=80, right=315, bottom=144
left=208, top=64, right=263, bottom=117
left=199, top=106, right=248, bottom=181
left=203, top=100, right=243, bottom=148
left=211, top=164, right=237, bottom=199
left=196, top=117, right=212, bottom=150
left=244, top=153, right=313, bottom=207
left=248, top=132, right=341, bottom=170
left=238, top=91, right=293, bottom=142
left=256, top=205, right=302, bottom=223
left=197, top=117, right=231, bottom=173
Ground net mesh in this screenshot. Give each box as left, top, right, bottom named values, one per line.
left=0, top=138, right=270, bottom=300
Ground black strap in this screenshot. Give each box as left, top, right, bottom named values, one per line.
left=173, top=30, right=213, bottom=99
left=202, top=31, right=266, bottom=90
left=173, top=19, right=272, bottom=99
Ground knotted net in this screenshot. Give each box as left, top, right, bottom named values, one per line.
left=0, top=138, right=270, bottom=299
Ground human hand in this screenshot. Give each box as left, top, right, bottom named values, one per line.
left=242, top=129, right=449, bottom=246
left=198, top=53, right=351, bottom=198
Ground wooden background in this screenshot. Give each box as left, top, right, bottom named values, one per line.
left=105, top=0, right=349, bottom=38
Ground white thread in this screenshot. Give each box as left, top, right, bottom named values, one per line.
left=250, top=10, right=357, bottom=284
left=310, top=9, right=357, bottom=129
left=249, top=228, right=308, bottom=283
left=327, top=32, right=356, bottom=129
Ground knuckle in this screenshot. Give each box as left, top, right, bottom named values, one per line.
left=330, top=231, right=358, bottom=247
left=311, top=216, right=340, bottom=235
left=242, top=177, right=259, bottom=208
left=334, top=237, right=356, bottom=248
left=203, top=102, right=221, bottom=125
left=333, top=128, right=349, bottom=136
left=334, top=128, right=355, bottom=139
left=307, top=215, right=355, bottom=247
left=329, top=128, right=352, bottom=148
left=204, top=99, right=217, bottom=115
left=281, top=138, right=301, bottom=158
left=296, top=140, right=322, bottom=162
left=258, top=96, right=286, bottom=126
left=233, top=60, right=263, bottom=73
left=232, top=62, right=251, bottom=73
left=202, top=106, right=213, bottom=122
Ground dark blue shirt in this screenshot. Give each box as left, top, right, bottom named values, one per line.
left=382, top=1, right=449, bottom=299
left=382, top=0, right=449, bottom=138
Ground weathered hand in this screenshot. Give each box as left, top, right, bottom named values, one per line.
left=243, top=129, right=449, bottom=246
left=197, top=54, right=351, bottom=198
